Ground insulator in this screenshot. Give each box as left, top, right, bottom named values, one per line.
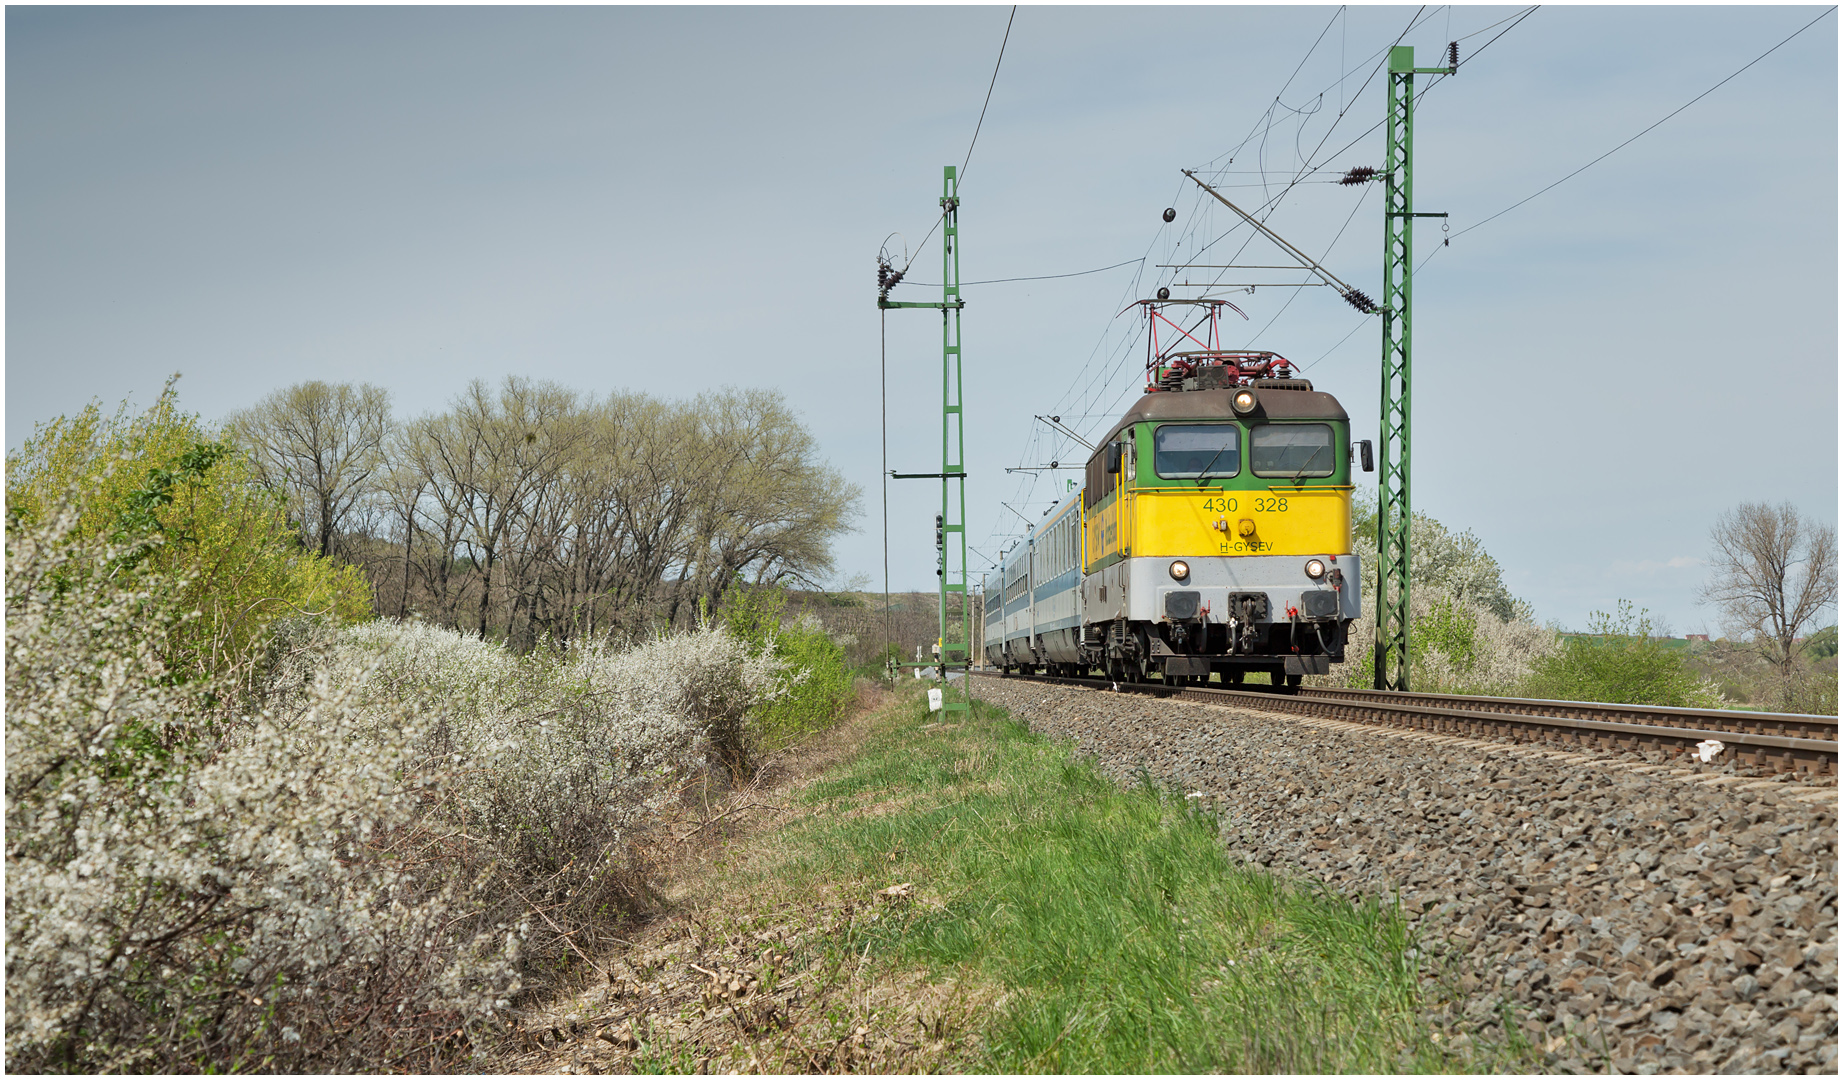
left=1162, top=207, right=1177, bottom=223
left=1156, top=287, right=1171, bottom=301
left=1342, top=288, right=1377, bottom=313
left=1339, top=166, right=1377, bottom=186
left=1448, top=41, right=1459, bottom=68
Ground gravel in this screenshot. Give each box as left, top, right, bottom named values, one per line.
left=971, top=676, right=1839, bottom=1074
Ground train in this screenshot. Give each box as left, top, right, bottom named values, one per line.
left=984, top=297, right=1372, bottom=687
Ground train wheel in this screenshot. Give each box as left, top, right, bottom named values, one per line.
left=1284, top=672, right=1303, bottom=690
left=1224, top=669, right=1244, bottom=686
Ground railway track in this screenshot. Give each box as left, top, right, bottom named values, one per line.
left=976, top=671, right=1839, bottom=777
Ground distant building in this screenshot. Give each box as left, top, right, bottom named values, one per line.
left=1687, top=634, right=1710, bottom=643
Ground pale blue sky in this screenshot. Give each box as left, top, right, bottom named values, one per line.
left=7, top=5, right=1837, bottom=634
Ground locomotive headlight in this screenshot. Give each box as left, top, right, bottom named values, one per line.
left=1169, top=560, right=1190, bottom=581
left=1304, top=558, right=1327, bottom=580
left=1231, top=389, right=1258, bottom=415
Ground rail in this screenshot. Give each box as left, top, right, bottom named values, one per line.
left=974, top=672, right=1838, bottom=777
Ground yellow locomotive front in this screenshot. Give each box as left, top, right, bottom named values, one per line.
left=1075, top=307, right=1370, bottom=686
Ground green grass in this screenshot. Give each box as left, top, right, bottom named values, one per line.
left=771, top=690, right=1519, bottom=1073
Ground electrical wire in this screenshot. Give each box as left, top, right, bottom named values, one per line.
left=894, top=6, right=1019, bottom=279
left=1300, top=314, right=1372, bottom=373
left=1446, top=5, right=1835, bottom=246
left=961, top=5, right=1018, bottom=184
left=902, top=257, right=1145, bottom=288
left=1179, top=4, right=1536, bottom=355
left=1241, top=183, right=1375, bottom=347
left=1197, top=5, right=1440, bottom=176
left=1068, top=3, right=1473, bottom=442
left=985, top=5, right=1521, bottom=545
left=1458, top=5, right=1539, bottom=69
left=1178, top=5, right=1436, bottom=310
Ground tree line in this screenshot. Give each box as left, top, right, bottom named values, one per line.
left=230, top=377, right=860, bottom=648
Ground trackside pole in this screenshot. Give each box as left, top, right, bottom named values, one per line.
left=1376, top=43, right=1455, bottom=692
left=879, top=165, right=971, bottom=710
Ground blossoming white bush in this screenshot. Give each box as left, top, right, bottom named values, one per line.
left=9, top=496, right=786, bottom=1071
left=6, top=508, right=519, bottom=1073
left=273, top=617, right=786, bottom=993
left=1312, top=523, right=1559, bottom=693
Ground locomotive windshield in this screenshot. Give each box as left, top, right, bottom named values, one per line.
left=1251, top=423, right=1336, bottom=477
left=1153, top=424, right=1240, bottom=478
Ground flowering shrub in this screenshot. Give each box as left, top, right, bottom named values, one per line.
left=6, top=507, right=518, bottom=1073
left=1316, top=513, right=1558, bottom=694
left=1325, top=585, right=1559, bottom=694
left=10, top=494, right=790, bottom=1070
left=297, top=619, right=785, bottom=985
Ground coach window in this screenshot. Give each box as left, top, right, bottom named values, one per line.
left=1251, top=423, right=1336, bottom=478
left=1154, top=424, right=1240, bottom=479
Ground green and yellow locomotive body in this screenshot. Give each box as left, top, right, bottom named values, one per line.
left=1079, top=378, right=1361, bottom=684
left=985, top=304, right=1368, bottom=686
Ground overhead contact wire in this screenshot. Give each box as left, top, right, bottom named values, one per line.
left=896, top=6, right=1019, bottom=279
left=1447, top=5, right=1835, bottom=245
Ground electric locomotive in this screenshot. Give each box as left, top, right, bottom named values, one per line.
left=985, top=297, right=1372, bottom=687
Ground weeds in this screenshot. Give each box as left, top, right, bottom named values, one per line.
left=1525, top=601, right=1724, bottom=708
left=757, top=691, right=1518, bottom=1073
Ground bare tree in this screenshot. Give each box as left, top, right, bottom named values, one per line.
left=1700, top=501, right=1838, bottom=706
left=680, top=388, right=862, bottom=619
left=410, top=378, right=584, bottom=639
left=228, top=382, right=391, bottom=558
left=260, top=377, right=861, bottom=646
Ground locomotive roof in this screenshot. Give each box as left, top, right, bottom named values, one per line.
left=1096, top=386, right=1348, bottom=446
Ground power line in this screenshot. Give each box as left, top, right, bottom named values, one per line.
left=889, top=8, right=1019, bottom=285
left=1195, top=6, right=1540, bottom=351
left=961, top=5, right=1018, bottom=183
left=1458, top=5, right=1539, bottom=68
left=993, top=6, right=1524, bottom=542
left=1300, top=313, right=1372, bottom=373
left=1241, top=183, right=1375, bottom=347
left=1447, top=5, right=1836, bottom=245
left=903, top=256, right=1144, bottom=288
left=1181, top=5, right=1437, bottom=307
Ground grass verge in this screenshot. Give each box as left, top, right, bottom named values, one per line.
left=504, top=684, right=1533, bottom=1073
left=777, top=688, right=1497, bottom=1072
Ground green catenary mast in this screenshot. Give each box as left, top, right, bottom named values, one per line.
left=880, top=165, right=971, bottom=707
left=1375, top=44, right=1455, bottom=692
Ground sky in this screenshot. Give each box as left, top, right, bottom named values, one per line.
left=7, top=5, right=1837, bottom=635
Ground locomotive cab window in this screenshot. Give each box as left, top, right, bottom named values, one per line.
left=1154, top=424, right=1240, bottom=479
left=1251, top=423, right=1336, bottom=478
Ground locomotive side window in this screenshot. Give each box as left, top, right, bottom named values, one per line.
left=1250, top=423, right=1336, bottom=478
left=1154, top=424, right=1240, bottom=478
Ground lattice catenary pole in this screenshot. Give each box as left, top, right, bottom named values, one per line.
left=1376, top=44, right=1455, bottom=692
left=880, top=165, right=971, bottom=708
